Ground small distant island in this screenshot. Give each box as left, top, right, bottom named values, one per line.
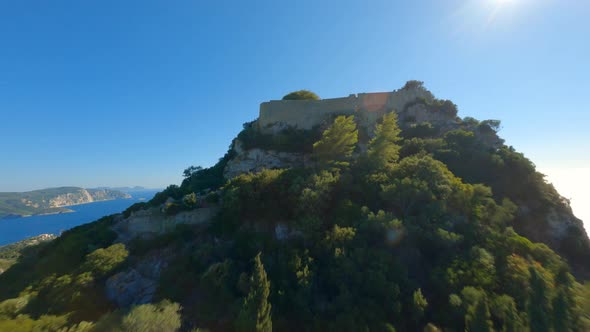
left=0, top=187, right=131, bottom=219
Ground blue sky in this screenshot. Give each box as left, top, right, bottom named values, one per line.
left=0, top=0, right=588, bottom=228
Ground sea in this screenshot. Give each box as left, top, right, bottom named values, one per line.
left=0, top=190, right=160, bottom=246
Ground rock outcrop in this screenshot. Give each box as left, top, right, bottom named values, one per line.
left=106, top=254, right=169, bottom=307
left=113, top=206, right=218, bottom=242
left=48, top=188, right=131, bottom=208
left=224, top=140, right=309, bottom=179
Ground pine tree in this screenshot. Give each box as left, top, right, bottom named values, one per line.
left=528, top=268, right=550, bottom=332
left=367, top=112, right=402, bottom=170
left=552, top=268, right=575, bottom=332
left=236, top=252, right=272, bottom=332
left=469, top=299, right=493, bottom=332
left=412, top=288, right=428, bottom=327
left=312, top=115, right=358, bottom=169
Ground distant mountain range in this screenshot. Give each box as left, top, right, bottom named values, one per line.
left=0, top=187, right=131, bottom=219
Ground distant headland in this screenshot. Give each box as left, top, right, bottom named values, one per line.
left=0, top=187, right=131, bottom=219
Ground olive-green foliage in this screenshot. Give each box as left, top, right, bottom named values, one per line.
left=282, top=90, right=320, bottom=100
left=121, top=300, right=182, bottom=332
left=367, top=112, right=402, bottom=170
left=403, top=97, right=458, bottom=117
left=402, top=80, right=425, bottom=90
left=313, top=115, right=358, bottom=168
left=236, top=253, right=272, bottom=332
left=528, top=267, right=551, bottom=332
left=238, top=121, right=322, bottom=153
left=179, top=147, right=234, bottom=195
left=491, top=295, right=524, bottom=332
left=81, top=244, right=128, bottom=278
left=412, top=289, right=428, bottom=323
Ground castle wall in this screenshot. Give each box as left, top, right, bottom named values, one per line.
left=258, top=86, right=435, bottom=132
left=259, top=96, right=357, bottom=130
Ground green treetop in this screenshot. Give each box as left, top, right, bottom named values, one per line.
left=312, top=115, right=358, bottom=169
left=282, top=90, right=320, bottom=100
left=236, top=252, right=272, bottom=332
left=368, top=112, right=402, bottom=170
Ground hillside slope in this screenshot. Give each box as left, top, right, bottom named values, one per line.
left=0, top=187, right=131, bottom=218
left=0, top=82, right=588, bottom=332
left=0, top=234, right=56, bottom=274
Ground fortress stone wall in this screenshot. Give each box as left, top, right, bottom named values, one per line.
left=258, top=85, right=435, bottom=132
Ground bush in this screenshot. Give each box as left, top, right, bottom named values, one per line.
left=238, top=122, right=322, bottom=153
left=81, top=243, right=128, bottom=278
left=403, top=80, right=424, bottom=90
left=282, top=90, right=320, bottom=100
left=121, top=300, right=182, bottom=332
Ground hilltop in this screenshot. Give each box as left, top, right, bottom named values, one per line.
left=0, top=82, right=588, bottom=331
left=0, top=187, right=131, bottom=219
left=0, top=234, right=56, bottom=274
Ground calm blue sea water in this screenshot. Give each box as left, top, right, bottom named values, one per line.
left=0, top=190, right=159, bottom=246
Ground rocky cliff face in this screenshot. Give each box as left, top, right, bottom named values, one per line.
left=49, top=189, right=130, bottom=208
left=112, top=206, right=218, bottom=242
left=224, top=140, right=309, bottom=179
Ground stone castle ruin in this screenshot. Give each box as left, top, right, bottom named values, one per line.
left=224, top=82, right=503, bottom=178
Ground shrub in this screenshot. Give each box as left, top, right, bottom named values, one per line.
left=121, top=300, right=182, bottom=332
left=282, top=90, right=320, bottom=100
left=402, top=80, right=424, bottom=90
left=82, top=243, right=128, bottom=278
left=237, top=122, right=322, bottom=153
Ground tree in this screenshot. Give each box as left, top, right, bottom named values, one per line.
left=468, top=298, right=493, bottom=332
left=528, top=267, right=551, bottom=332
left=461, top=287, right=493, bottom=332
left=236, top=253, right=272, bottom=332
left=403, top=80, right=424, bottom=90
left=183, top=166, right=203, bottom=178
left=552, top=268, right=576, bottom=332
left=121, top=300, right=182, bottom=332
left=491, top=295, right=524, bottom=332
left=282, top=90, right=320, bottom=100
left=412, top=288, right=428, bottom=326
left=312, top=115, right=358, bottom=169
left=367, top=112, right=402, bottom=170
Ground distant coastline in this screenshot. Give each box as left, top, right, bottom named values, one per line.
left=9, top=209, right=76, bottom=219
left=0, top=197, right=134, bottom=220
left=0, top=187, right=131, bottom=219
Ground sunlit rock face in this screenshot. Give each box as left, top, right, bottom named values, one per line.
left=224, top=140, right=309, bottom=179
left=48, top=189, right=130, bottom=208
left=112, top=206, right=218, bottom=242
left=105, top=254, right=168, bottom=307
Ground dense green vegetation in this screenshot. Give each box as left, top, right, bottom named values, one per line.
left=0, top=104, right=589, bottom=331
left=0, top=235, right=56, bottom=273
left=281, top=90, right=320, bottom=101
left=238, top=121, right=323, bottom=154
left=0, top=187, right=129, bottom=218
